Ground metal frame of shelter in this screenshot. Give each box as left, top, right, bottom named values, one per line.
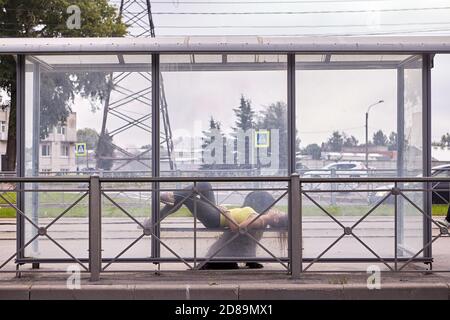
left=1, top=36, right=449, bottom=273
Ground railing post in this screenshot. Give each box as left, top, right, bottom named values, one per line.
left=330, top=168, right=337, bottom=206
left=290, top=173, right=302, bottom=279
left=89, top=175, right=101, bottom=281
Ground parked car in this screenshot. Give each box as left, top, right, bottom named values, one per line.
left=302, top=162, right=369, bottom=190
left=368, top=164, right=450, bottom=204
left=303, top=162, right=369, bottom=178
left=431, top=164, right=450, bottom=204
left=295, top=163, right=309, bottom=174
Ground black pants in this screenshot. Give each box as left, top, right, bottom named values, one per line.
left=158, top=182, right=220, bottom=227
left=161, top=182, right=276, bottom=228
left=160, top=183, right=276, bottom=268
left=446, top=205, right=450, bottom=222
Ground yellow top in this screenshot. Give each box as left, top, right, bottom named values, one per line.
left=220, top=206, right=257, bottom=227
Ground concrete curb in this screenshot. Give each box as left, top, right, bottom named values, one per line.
left=0, top=285, right=31, bottom=300
left=0, top=283, right=449, bottom=300
left=30, top=284, right=135, bottom=300
left=238, top=284, right=345, bottom=300
left=133, top=284, right=239, bottom=300
left=342, top=283, right=450, bottom=300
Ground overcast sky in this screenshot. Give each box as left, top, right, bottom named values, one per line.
left=26, top=1, right=450, bottom=151
left=128, top=0, right=450, bottom=37
left=109, top=0, right=450, bottom=148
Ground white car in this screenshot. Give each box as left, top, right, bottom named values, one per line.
left=368, top=164, right=450, bottom=204
left=302, top=162, right=369, bottom=178
left=302, top=162, right=369, bottom=190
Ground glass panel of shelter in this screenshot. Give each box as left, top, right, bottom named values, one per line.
left=18, top=52, right=427, bottom=268
left=158, top=54, right=289, bottom=263
left=23, top=54, right=153, bottom=261
left=295, top=54, right=424, bottom=265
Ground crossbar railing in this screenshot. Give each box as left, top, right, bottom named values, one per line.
left=0, top=175, right=448, bottom=281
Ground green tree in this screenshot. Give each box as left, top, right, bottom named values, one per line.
left=257, top=101, right=291, bottom=170
left=440, top=133, right=450, bottom=148
left=233, top=95, right=255, bottom=132
left=325, top=131, right=344, bottom=152
left=202, top=117, right=222, bottom=149
left=77, top=128, right=99, bottom=150
left=373, top=130, right=388, bottom=146
left=96, top=131, right=114, bottom=170
left=343, top=134, right=359, bottom=148
left=388, top=131, right=398, bottom=150
left=0, top=0, right=126, bottom=171
left=201, top=117, right=225, bottom=169
left=232, top=95, right=255, bottom=167
left=302, top=143, right=321, bottom=160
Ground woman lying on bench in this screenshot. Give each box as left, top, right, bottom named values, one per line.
left=158, top=182, right=288, bottom=231
left=154, top=182, right=288, bottom=270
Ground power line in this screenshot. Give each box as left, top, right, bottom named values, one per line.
left=276, top=26, right=450, bottom=36
left=3, top=26, right=450, bottom=36
left=148, top=6, right=450, bottom=14
left=4, top=6, right=450, bottom=14
left=3, top=20, right=450, bottom=29
left=108, top=0, right=446, bottom=4
left=299, top=126, right=365, bottom=134
left=152, top=26, right=450, bottom=36
left=147, top=21, right=450, bottom=29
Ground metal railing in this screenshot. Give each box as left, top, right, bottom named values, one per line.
left=0, top=177, right=91, bottom=276
left=297, top=176, right=449, bottom=275
left=0, top=175, right=448, bottom=281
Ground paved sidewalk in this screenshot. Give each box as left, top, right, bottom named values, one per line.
left=1, top=216, right=449, bottom=300
left=1, top=269, right=449, bottom=300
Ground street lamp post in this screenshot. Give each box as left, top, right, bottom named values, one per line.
left=365, top=100, right=384, bottom=170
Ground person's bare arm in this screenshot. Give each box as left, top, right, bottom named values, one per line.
left=238, top=214, right=268, bottom=230
left=219, top=208, right=240, bottom=232
left=239, top=209, right=284, bottom=230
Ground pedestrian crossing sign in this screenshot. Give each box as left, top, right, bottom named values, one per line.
left=75, top=143, right=87, bottom=156
left=255, top=130, right=270, bottom=148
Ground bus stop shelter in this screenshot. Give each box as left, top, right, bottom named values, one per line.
left=0, top=36, right=449, bottom=279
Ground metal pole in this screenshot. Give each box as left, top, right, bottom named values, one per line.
left=397, top=67, right=405, bottom=254
left=287, top=54, right=296, bottom=175
left=16, top=55, right=26, bottom=262
left=394, top=182, right=398, bottom=271
left=151, top=54, right=161, bottom=259
left=193, top=181, right=197, bottom=269
left=89, top=175, right=101, bottom=281
left=365, top=101, right=383, bottom=171
left=365, top=112, right=369, bottom=170
left=422, top=54, right=433, bottom=259
left=31, top=62, right=40, bottom=255
left=330, top=167, right=336, bottom=206
left=290, top=173, right=302, bottom=278
left=287, top=53, right=299, bottom=276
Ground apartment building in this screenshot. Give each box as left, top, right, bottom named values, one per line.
left=0, top=108, right=9, bottom=157
left=39, top=113, right=77, bottom=174
left=0, top=108, right=77, bottom=174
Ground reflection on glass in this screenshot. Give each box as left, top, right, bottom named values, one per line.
left=295, top=54, right=424, bottom=261
left=23, top=54, right=152, bottom=259
left=160, top=54, right=288, bottom=177
left=401, top=57, right=424, bottom=257
left=24, top=54, right=152, bottom=177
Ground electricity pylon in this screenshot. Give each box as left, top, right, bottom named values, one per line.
left=96, top=0, right=175, bottom=172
